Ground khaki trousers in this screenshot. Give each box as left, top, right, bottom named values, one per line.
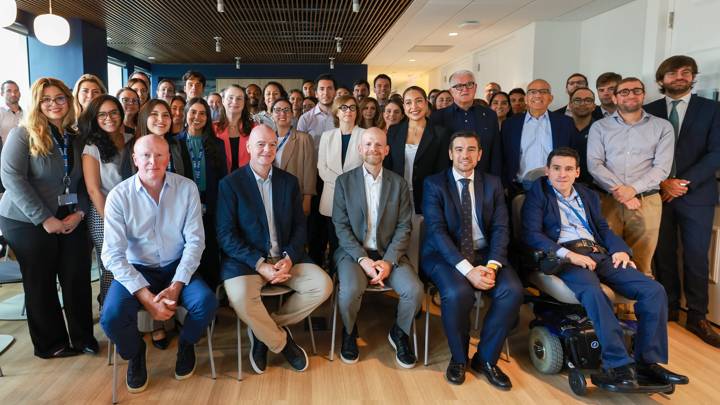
left=224, top=263, right=332, bottom=353
left=600, top=193, right=662, bottom=277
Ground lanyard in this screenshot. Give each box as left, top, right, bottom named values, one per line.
left=552, top=186, right=591, bottom=233
left=53, top=131, right=71, bottom=193
left=186, top=138, right=204, bottom=185
left=276, top=129, right=291, bottom=151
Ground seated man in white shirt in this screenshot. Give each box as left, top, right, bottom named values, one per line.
left=100, top=134, right=218, bottom=394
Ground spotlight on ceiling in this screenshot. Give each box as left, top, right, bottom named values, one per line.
left=235, top=56, right=241, bottom=69
left=217, top=0, right=224, bottom=13
left=352, top=0, right=360, bottom=13
left=329, top=57, right=335, bottom=70
left=214, top=36, right=222, bottom=52
left=335, top=37, right=343, bottom=53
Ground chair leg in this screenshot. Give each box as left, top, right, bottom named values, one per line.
left=424, top=292, right=430, bottom=367
left=111, top=344, right=118, bottom=404
left=107, top=340, right=113, bottom=365
left=328, top=284, right=338, bottom=361
left=412, top=319, right=418, bottom=358
left=236, top=317, right=242, bottom=381
left=206, top=326, right=216, bottom=379
left=473, top=292, right=482, bottom=330
left=500, top=338, right=511, bottom=363
left=307, top=316, right=317, bottom=355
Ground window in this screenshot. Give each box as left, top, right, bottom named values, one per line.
left=107, top=61, right=124, bottom=96
left=0, top=27, right=30, bottom=110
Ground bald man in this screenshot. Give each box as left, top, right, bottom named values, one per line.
left=332, top=127, right=423, bottom=367
left=500, top=79, right=578, bottom=196
left=101, top=135, right=217, bottom=393
left=216, top=125, right=332, bottom=374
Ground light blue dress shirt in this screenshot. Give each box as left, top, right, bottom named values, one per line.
left=551, top=185, right=596, bottom=258
left=102, top=172, right=205, bottom=294
left=518, top=111, right=553, bottom=181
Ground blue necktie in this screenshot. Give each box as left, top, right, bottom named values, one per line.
left=669, top=100, right=681, bottom=177
left=459, top=178, right=474, bottom=263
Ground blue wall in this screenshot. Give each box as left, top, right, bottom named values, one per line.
left=108, top=48, right=151, bottom=84
left=151, top=63, right=368, bottom=92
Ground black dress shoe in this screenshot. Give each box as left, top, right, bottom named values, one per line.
left=39, top=346, right=80, bottom=359
left=445, top=361, right=466, bottom=385
left=668, top=309, right=679, bottom=323
left=636, top=363, right=689, bottom=385
left=686, top=319, right=720, bottom=348
left=174, top=340, right=196, bottom=380
left=591, top=364, right=639, bottom=392
left=470, top=355, right=512, bottom=390
left=281, top=327, right=308, bottom=372
left=247, top=328, right=268, bottom=374
left=388, top=323, right=416, bottom=368
left=127, top=340, right=148, bottom=393
left=81, top=337, right=100, bottom=355
left=340, top=325, right=359, bottom=364
left=151, top=329, right=170, bottom=350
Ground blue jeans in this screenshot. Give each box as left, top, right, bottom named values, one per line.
left=100, top=261, right=218, bottom=360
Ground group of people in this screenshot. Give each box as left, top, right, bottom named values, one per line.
left=0, top=53, right=717, bottom=394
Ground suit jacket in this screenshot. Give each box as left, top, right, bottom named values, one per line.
left=176, top=131, right=228, bottom=218
left=500, top=111, right=578, bottom=188
left=421, top=168, right=510, bottom=270
left=277, top=129, right=317, bottom=197
left=332, top=166, right=412, bottom=265
left=645, top=95, right=720, bottom=205
left=383, top=120, right=451, bottom=214
left=317, top=126, right=364, bottom=216
left=216, top=165, right=309, bottom=279
left=430, top=103, right=501, bottom=176
left=521, top=176, right=630, bottom=255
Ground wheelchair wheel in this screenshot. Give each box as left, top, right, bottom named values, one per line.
left=569, top=369, right=587, bottom=396
left=528, top=326, right=563, bottom=374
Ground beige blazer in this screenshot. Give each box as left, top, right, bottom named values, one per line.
left=317, top=126, right=364, bottom=216
left=277, top=129, right=317, bottom=197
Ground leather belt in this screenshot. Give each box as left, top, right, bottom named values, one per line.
left=561, top=239, right=608, bottom=255
left=595, top=187, right=658, bottom=199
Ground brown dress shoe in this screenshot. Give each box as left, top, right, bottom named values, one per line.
left=686, top=319, right=720, bottom=348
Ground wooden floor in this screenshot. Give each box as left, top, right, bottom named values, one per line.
left=1, top=281, right=719, bottom=404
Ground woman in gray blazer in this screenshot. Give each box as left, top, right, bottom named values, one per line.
left=0, top=77, right=95, bottom=358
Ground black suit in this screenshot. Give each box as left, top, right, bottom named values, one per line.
left=384, top=121, right=451, bottom=214
left=645, top=95, right=720, bottom=322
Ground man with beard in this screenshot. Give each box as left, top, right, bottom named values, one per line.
left=373, top=74, right=392, bottom=110
left=352, top=79, right=370, bottom=102
left=596, top=72, right=622, bottom=118
left=555, top=73, right=589, bottom=116
left=645, top=55, right=720, bottom=347
left=0, top=80, right=22, bottom=145
left=569, top=87, right=598, bottom=185
left=587, top=77, right=674, bottom=278
left=245, top=84, right=262, bottom=115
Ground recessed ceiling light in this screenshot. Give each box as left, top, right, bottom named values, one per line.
left=148, top=56, right=156, bottom=60
left=408, top=58, right=416, bottom=62
left=449, top=32, right=459, bottom=37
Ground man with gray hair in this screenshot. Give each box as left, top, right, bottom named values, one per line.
left=430, top=70, right=501, bottom=176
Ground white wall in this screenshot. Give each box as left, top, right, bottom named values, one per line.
left=533, top=21, right=581, bottom=109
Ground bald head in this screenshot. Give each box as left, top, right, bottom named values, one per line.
left=134, top=134, right=169, bottom=155
left=358, top=127, right=389, bottom=167
left=247, top=124, right=278, bottom=167
left=133, top=134, right=170, bottom=183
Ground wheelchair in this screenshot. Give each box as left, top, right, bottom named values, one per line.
left=511, top=191, right=676, bottom=397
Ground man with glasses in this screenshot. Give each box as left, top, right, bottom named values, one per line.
left=431, top=70, right=501, bottom=176
left=484, top=82, right=501, bottom=104
left=0, top=80, right=23, bottom=146
left=555, top=73, right=590, bottom=117
left=569, top=87, right=598, bottom=185
left=500, top=79, right=577, bottom=196
left=646, top=55, right=720, bottom=347
left=596, top=72, right=622, bottom=118
left=587, top=77, right=674, bottom=278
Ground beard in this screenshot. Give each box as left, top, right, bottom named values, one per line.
left=663, top=80, right=692, bottom=96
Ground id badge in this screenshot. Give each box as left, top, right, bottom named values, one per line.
left=58, top=193, right=78, bottom=206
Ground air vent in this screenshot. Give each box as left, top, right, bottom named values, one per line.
left=407, top=45, right=453, bottom=53
left=458, top=20, right=481, bottom=29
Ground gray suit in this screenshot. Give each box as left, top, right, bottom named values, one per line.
left=332, top=165, right=423, bottom=335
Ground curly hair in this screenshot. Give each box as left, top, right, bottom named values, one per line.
left=79, top=95, right=125, bottom=163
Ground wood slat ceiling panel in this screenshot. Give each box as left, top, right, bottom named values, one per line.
left=17, top=0, right=413, bottom=64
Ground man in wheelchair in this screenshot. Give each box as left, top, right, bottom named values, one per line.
left=521, top=147, right=688, bottom=392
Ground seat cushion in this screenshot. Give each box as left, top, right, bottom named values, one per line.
left=528, top=270, right=617, bottom=304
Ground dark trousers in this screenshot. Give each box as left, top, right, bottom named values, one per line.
left=422, top=254, right=523, bottom=364
left=100, top=262, right=218, bottom=360
left=558, top=252, right=668, bottom=368
left=307, top=176, right=328, bottom=267
left=0, top=215, right=94, bottom=357
left=654, top=199, right=713, bottom=323
left=197, top=213, right=221, bottom=291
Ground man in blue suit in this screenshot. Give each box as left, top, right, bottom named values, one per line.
left=500, top=79, right=578, bottom=196
left=421, top=130, right=523, bottom=388
left=646, top=55, right=720, bottom=347
left=216, top=125, right=333, bottom=375
left=522, top=147, right=688, bottom=391
left=430, top=70, right=501, bottom=176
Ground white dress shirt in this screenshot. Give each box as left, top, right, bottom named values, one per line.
left=0, top=104, right=23, bottom=145
left=665, top=92, right=692, bottom=129
left=252, top=166, right=281, bottom=258
left=296, top=104, right=335, bottom=153
left=102, top=172, right=205, bottom=294
left=362, top=166, right=383, bottom=251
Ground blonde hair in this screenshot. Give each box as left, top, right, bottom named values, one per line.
left=73, top=74, right=107, bottom=122
left=25, top=77, right=76, bottom=156
left=332, top=95, right=360, bottom=127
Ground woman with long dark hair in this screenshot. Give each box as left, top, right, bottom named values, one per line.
left=254, top=81, right=290, bottom=130
left=177, top=97, right=227, bottom=290
left=133, top=99, right=192, bottom=179
left=489, top=91, right=512, bottom=129
left=358, top=96, right=383, bottom=129
left=214, top=84, right=254, bottom=172
left=116, top=87, right=140, bottom=135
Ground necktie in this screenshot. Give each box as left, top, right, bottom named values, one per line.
left=669, top=100, right=681, bottom=177
left=459, top=178, right=474, bottom=263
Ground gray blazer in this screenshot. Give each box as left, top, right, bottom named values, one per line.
left=0, top=126, right=88, bottom=225
left=332, top=165, right=412, bottom=265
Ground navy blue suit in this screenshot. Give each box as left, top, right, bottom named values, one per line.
left=430, top=104, right=501, bottom=176
left=500, top=111, right=578, bottom=191
left=421, top=168, right=523, bottom=364
left=522, top=177, right=668, bottom=368
left=216, top=165, right=309, bottom=281
left=646, top=95, right=720, bottom=322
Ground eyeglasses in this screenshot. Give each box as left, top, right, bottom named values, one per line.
left=615, top=88, right=644, bottom=96
left=120, top=97, right=140, bottom=105
left=339, top=104, right=357, bottom=112
left=567, top=79, right=587, bottom=87
left=527, top=89, right=551, bottom=96
left=272, top=107, right=292, bottom=114
left=571, top=98, right=595, bottom=106
left=451, top=81, right=476, bottom=91
left=40, top=95, right=68, bottom=106
left=98, top=110, right=121, bottom=120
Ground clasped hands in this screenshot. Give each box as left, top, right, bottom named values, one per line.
left=258, top=256, right=293, bottom=284
left=465, top=265, right=496, bottom=291
left=566, top=251, right=635, bottom=272
left=660, top=178, right=690, bottom=202
left=359, top=258, right=392, bottom=287
left=137, top=281, right=184, bottom=321
left=42, top=211, right=84, bottom=234
left=610, top=185, right=641, bottom=210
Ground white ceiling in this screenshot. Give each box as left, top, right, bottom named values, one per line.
left=364, top=0, right=634, bottom=76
